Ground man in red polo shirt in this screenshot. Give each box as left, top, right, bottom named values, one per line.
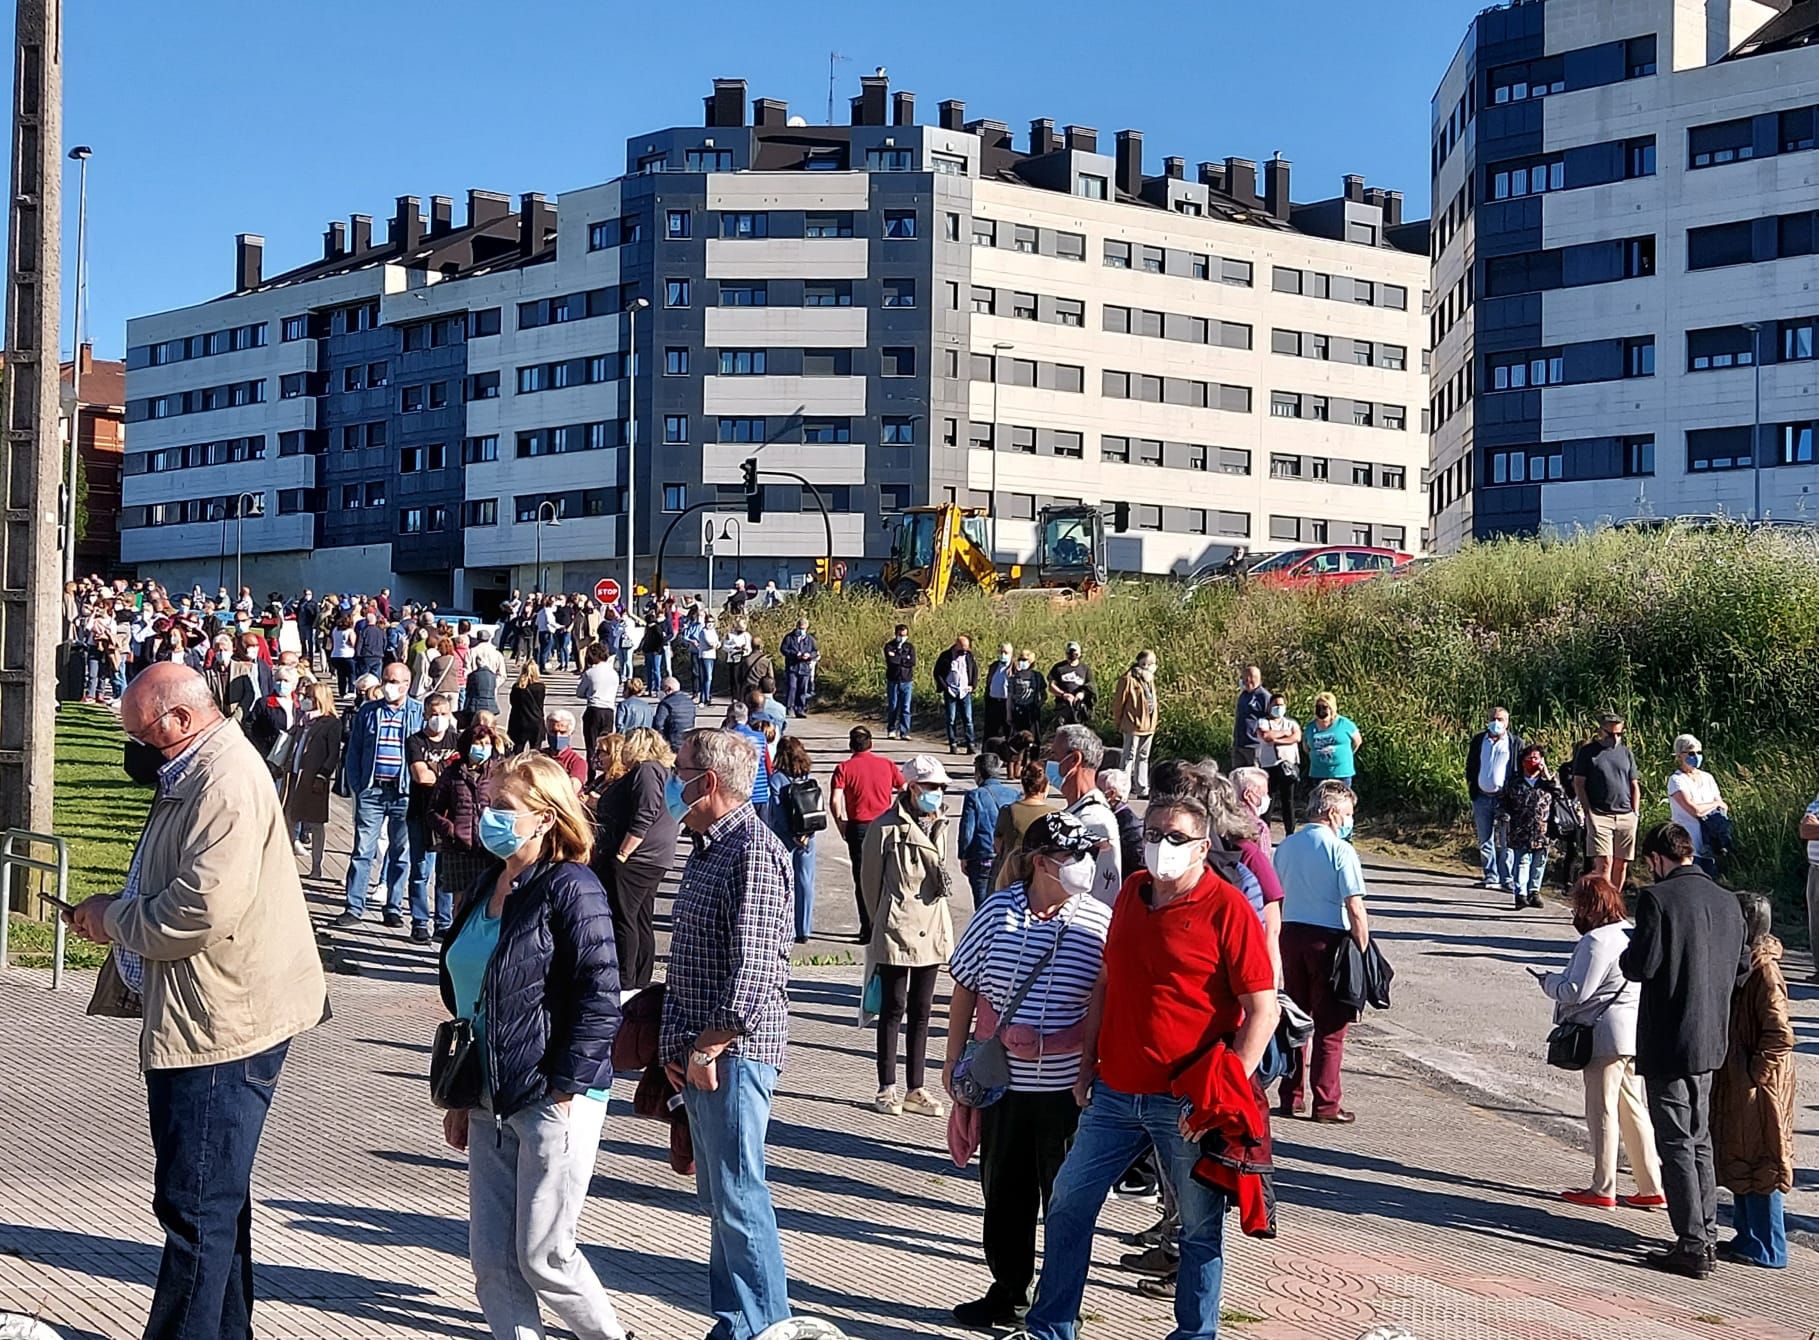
left=1019, top=789, right=1277, bottom=1340
left=830, top=726, right=904, bottom=943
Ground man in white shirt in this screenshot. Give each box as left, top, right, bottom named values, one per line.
left=1466, top=706, right=1522, bottom=895
left=982, top=642, right=1015, bottom=741
left=467, top=628, right=506, bottom=679
left=1046, top=723, right=1121, bottom=905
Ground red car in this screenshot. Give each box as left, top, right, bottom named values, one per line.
left=1245, top=545, right=1413, bottom=589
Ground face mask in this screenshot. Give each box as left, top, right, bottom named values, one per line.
left=277, top=671, right=298, bottom=688
left=1045, top=759, right=1066, bottom=790
left=914, top=788, right=943, bottom=815
left=1337, top=818, right=1355, bottom=842
left=550, top=733, right=571, bottom=751
left=1253, top=794, right=1271, bottom=817
left=1521, top=758, right=1542, bottom=777
left=1017, top=660, right=1031, bottom=671
left=382, top=682, right=406, bottom=704
left=478, top=806, right=529, bottom=859
left=1269, top=705, right=1285, bottom=720
left=998, top=651, right=1011, bottom=664
left=1144, top=837, right=1202, bottom=883
left=1685, top=753, right=1703, bottom=769
left=1053, top=854, right=1097, bottom=899
left=895, top=635, right=907, bottom=645
left=427, top=714, right=451, bottom=736
left=1488, top=720, right=1505, bottom=737
left=468, top=744, right=493, bottom=765
left=665, top=772, right=702, bottom=823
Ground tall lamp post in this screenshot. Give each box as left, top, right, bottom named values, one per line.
left=624, top=296, right=651, bottom=607
left=233, top=491, right=262, bottom=598
left=989, top=340, right=1014, bottom=558
left=1743, top=321, right=1764, bottom=524
left=703, top=517, right=717, bottom=611
left=534, top=499, right=561, bottom=594
left=63, top=144, right=92, bottom=586
left=719, top=518, right=742, bottom=578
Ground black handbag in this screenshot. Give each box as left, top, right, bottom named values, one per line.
left=430, top=1017, right=483, bottom=1110
left=1545, top=989, right=1618, bottom=1072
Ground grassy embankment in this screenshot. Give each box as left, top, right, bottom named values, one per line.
left=3, top=704, right=146, bottom=968
left=756, top=526, right=1819, bottom=933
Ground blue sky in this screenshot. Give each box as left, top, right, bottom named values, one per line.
left=10, top=0, right=1484, bottom=358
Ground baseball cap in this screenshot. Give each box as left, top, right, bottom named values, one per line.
left=1022, top=810, right=1098, bottom=856
left=1065, top=641, right=1082, bottom=654
left=901, top=754, right=952, bottom=786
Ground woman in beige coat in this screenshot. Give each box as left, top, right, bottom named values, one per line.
left=861, top=754, right=955, bottom=1118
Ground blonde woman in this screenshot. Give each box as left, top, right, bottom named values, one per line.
left=1305, top=691, right=1362, bottom=790
left=284, top=681, right=342, bottom=878
left=508, top=660, right=546, bottom=754
left=438, top=752, right=628, bottom=1340
left=591, top=726, right=680, bottom=988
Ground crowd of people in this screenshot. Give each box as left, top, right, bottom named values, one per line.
left=53, top=574, right=1809, bottom=1340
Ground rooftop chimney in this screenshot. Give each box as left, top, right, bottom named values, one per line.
left=1384, top=190, right=1404, bottom=227
left=1064, top=124, right=1098, bottom=153
left=467, top=189, right=511, bottom=229
left=892, top=90, right=915, bottom=126
left=1198, top=161, right=1228, bottom=192
left=1264, top=155, right=1292, bottom=221
left=1029, top=118, right=1058, bottom=155
left=349, top=213, right=373, bottom=253
left=234, top=234, right=263, bottom=291
left=1115, top=129, right=1143, bottom=198
left=855, top=72, right=888, bottom=126
left=1343, top=173, right=1366, bottom=202
left=1164, top=156, right=1186, bottom=181
left=389, top=195, right=424, bottom=250
left=78, top=343, right=92, bottom=376
left=323, top=220, right=347, bottom=260
left=966, top=118, right=1011, bottom=151
left=1225, top=157, right=1259, bottom=207
left=938, top=98, right=966, bottom=131
left=753, top=97, right=788, bottom=127
left=1364, top=186, right=1387, bottom=210
left=519, top=192, right=554, bottom=256
left=429, top=195, right=453, bottom=236
left=709, top=78, right=746, bottom=128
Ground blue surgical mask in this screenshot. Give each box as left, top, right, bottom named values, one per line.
left=1337, top=818, right=1355, bottom=842
left=1269, top=705, right=1285, bottom=719
left=1685, top=753, right=1703, bottom=769
left=550, top=733, right=571, bottom=752
left=665, top=772, right=698, bottom=823
left=467, top=744, right=493, bottom=765
left=915, top=788, right=943, bottom=815
left=998, top=651, right=1011, bottom=664
left=1045, top=759, right=1065, bottom=789
left=1488, top=719, right=1506, bottom=737
left=478, top=806, right=527, bottom=859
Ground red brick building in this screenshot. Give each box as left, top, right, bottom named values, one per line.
left=62, top=345, right=126, bottom=576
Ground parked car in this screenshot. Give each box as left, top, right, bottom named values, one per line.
left=428, top=609, right=501, bottom=644
left=1245, top=545, right=1412, bottom=589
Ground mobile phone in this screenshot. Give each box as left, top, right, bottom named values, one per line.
left=38, top=891, right=78, bottom=915
left=1525, top=966, right=1548, bottom=980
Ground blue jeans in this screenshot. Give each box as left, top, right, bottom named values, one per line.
left=144, top=1040, right=289, bottom=1340
left=355, top=655, right=382, bottom=683
left=1472, top=794, right=1511, bottom=888
left=698, top=656, right=717, bottom=705
left=614, top=647, right=634, bottom=683
left=1512, top=847, right=1547, bottom=901
left=406, top=810, right=449, bottom=931
left=886, top=680, right=912, bottom=736
left=1026, top=1081, right=1229, bottom=1340
left=784, top=667, right=812, bottom=716
left=1731, top=1191, right=1788, bottom=1267
left=644, top=650, right=668, bottom=687
left=344, top=784, right=410, bottom=916
left=945, top=693, right=975, bottom=748
left=966, top=861, right=993, bottom=905
left=791, top=835, right=816, bottom=940
left=682, top=1056, right=792, bottom=1340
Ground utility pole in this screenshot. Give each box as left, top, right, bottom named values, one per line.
left=63, top=142, right=89, bottom=585
left=826, top=51, right=849, bottom=123
left=1, top=0, right=65, bottom=857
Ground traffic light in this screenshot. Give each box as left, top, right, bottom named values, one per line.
left=1111, top=501, right=1130, bottom=533
left=812, top=556, right=829, bottom=584
left=741, top=457, right=758, bottom=492
left=746, top=485, right=764, bottom=524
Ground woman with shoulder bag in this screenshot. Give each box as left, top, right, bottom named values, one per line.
left=774, top=735, right=821, bottom=943
left=437, top=751, right=630, bottom=1340
left=1532, top=874, right=1664, bottom=1209
left=942, top=811, right=1112, bottom=1329
left=284, top=681, right=342, bottom=878
left=509, top=661, right=547, bottom=754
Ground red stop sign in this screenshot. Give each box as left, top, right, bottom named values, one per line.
left=594, top=578, right=621, bottom=606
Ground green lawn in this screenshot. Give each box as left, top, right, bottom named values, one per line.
left=4, top=705, right=148, bottom=969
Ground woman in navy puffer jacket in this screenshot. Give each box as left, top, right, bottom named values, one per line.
left=437, top=751, right=629, bottom=1340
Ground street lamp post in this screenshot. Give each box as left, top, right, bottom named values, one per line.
left=989, top=340, right=1014, bottom=558
left=63, top=145, right=92, bottom=586
left=703, top=517, right=717, bottom=611
left=1744, top=322, right=1764, bottom=523
left=720, top=518, right=742, bottom=577
left=625, top=297, right=651, bottom=608
left=535, top=500, right=562, bottom=594
left=233, top=491, right=261, bottom=598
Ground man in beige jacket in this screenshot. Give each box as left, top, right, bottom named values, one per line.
left=69, top=662, right=327, bottom=1340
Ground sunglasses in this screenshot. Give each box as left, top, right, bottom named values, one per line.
left=1141, top=828, right=1203, bottom=847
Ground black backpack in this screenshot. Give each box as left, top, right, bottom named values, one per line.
left=780, top=776, right=829, bottom=835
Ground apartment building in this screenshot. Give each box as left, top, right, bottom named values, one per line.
left=121, top=75, right=1430, bottom=601
left=1428, top=0, right=1819, bottom=549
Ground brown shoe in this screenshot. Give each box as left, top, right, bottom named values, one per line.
left=1312, top=1109, right=1357, bottom=1125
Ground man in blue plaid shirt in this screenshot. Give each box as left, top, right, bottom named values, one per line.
left=663, top=727, right=795, bottom=1340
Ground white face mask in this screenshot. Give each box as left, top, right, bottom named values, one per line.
left=382, top=682, right=407, bottom=704
left=1053, top=854, right=1097, bottom=899
left=1144, top=837, right=1204, bottom=883
left=427, top=714, right=452, bottom=736
left=1252, top=793, right=1271, bottom=817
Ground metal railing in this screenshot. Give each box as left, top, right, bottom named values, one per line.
left=0, top=829, right=71, bottom=990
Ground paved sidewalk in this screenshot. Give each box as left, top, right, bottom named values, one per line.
left=3, top=687, right=1816, bottom=1339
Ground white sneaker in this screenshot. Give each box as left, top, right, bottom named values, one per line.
left=292, top=840, right=309, bottom=858
left=902, top=1087, right=945, bottom=1117
left=873, top=1086, right=903, bottom=1115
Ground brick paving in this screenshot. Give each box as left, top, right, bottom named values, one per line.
left=3, top=678, right=1817, bottom=1339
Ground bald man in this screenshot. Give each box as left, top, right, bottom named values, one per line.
left=72, top=662, right=327, bottom=1340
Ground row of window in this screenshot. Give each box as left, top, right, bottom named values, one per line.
left=128, top=379, right=266, bottom=422
left=967, top=424, right=1086, bottom=459
left=1105, top=305, right=1253, bottom=351
left=1690, top=422, right=1819, bottom=472
left=1270, top=266, right=1409, bottom=311
left=513, top=488, right=628, bottom=524
left=1483, top=236, right=1655, bottom=297
left=1104, top=240, right=1254, bottom=286
left=1268, top=454, right=1408, bottom=489
left=1688, top=106, right=1817, bottom=169
left=1099, top=436, right=1251, bottom=476
left=1487, top=34, right=1655, bottom=105
left=517, top=355, right=625, bottom=394
left=126, top=435, right=267, bottom=475
left=1102, top=369, right=1252, bottom=413
left=1268, top=391, right=1408, bottom=430
left=127, top=492, right=266, bottom=528
left=128, top=322, right=267, bottom=370
left=1270, top=328, right=1408, bottom=369
left=1268, top=516, right=1409, bottom=550
left=656, top=414, right=919, bottom=447
left=399, top=317, right=465, bottom=352
left=1687, top=210, right=1819, bottom=272
left=1484, top=337, right=1654, bottom=392
left=516, top=422, right=623, bottom=458
left=971, top=286, right=1085, bottom=325
left=1687, top=318, right=1817, bottom=369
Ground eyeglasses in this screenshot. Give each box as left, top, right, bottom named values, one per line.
left=1141, top=828, right=1203, bottom=847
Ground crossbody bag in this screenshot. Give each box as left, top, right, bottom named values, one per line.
left=951, top=929, right=1066, bottom=1110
